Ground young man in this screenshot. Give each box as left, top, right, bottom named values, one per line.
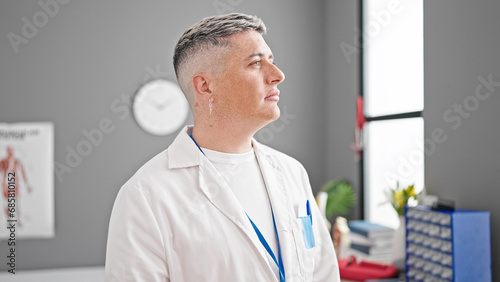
left=105, top=13, right=340, bottom=282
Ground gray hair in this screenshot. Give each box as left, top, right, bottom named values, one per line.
left=173, top=13, right=267, bottom=80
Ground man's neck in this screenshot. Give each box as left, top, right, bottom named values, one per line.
left=191, top=123, right=256, bottom=154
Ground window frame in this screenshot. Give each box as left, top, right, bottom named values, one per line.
left=359, top=0, right=424, bottom=226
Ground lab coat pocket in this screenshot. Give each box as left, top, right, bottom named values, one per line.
left=292, top=218, right=318, bottom=280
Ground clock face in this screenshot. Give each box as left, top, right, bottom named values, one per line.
left=133, top=79, right=189, bottom=136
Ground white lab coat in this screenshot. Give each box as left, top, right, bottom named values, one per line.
left=105, top=126, right=340, bottom=282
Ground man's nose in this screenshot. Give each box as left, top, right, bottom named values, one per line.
left=267, top=63, right=285, bottom=85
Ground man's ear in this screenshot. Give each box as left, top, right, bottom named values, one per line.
left=191, top=74, right=212, bottom=103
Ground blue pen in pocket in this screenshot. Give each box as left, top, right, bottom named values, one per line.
left=299, top=200, right=315, bottom=249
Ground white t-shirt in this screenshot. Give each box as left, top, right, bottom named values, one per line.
left=202, top=147, right=279, bottom=277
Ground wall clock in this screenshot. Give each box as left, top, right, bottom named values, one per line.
left=133, top=79, right=189, bottom=136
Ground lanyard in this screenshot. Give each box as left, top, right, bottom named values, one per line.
left=189, top=131, right=285, bottom=281
left=189, top=132, right=205, bottom=156
left=247, top=208, right=286, bottom=282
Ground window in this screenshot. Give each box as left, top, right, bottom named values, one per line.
left=362, top=0, right=424, bottom=228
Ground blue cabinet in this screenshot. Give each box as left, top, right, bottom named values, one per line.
left=405, top=205, right=491, bottom=282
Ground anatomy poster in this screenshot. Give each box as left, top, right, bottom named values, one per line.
left=0, top=122, right=54, bottom=239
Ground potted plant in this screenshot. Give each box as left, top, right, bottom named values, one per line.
left=316, top=179, right=356, bottom=258
left=385, top=181, right=421, bottom=266
left=316, top=179, right=356, bottom=230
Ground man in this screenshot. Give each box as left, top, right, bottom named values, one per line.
left=105, top=13, right=340, bottom=281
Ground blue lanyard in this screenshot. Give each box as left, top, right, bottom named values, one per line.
left=189, top=132, right=205, bottom=156
left=247, top=208, right=285, bottom=282
left=189, top=131, right=285, bottom=281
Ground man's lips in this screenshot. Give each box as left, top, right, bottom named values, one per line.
left=265, top=89, right=280, bottom=100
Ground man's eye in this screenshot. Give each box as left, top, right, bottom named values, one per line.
left=251, top=61, right=261, bottom=66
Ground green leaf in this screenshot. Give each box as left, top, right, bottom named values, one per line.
left=321, top=180, right=356, bottom=218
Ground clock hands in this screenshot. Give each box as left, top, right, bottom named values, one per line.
left=147, top=96, right=177, bottom=111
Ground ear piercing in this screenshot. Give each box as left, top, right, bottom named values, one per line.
left=209, top=96, right=214, bottom=116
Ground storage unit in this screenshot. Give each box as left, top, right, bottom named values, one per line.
left=405, top=205, right=491, bottom=282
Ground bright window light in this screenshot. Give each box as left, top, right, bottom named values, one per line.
left=363, top=0, right=424, bottom=228
left=364, top=0, right=423, bottom=117
left=364, top=118, right=425, bottom=228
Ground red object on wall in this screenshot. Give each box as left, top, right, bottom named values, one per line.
left=351, top=96, right=366, bottom=161
left=356, top=96, right=366, bottom=131
left=339, top=256, right=398, bottom=281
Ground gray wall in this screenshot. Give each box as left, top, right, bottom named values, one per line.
left=325, top=0, right=362, bottom=220
left=424, top=0, right=500, bottom=278
left=0, top=0, right=339, bottom=271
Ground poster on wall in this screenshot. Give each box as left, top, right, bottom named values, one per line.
left=0, top=122, right=54, bottom=239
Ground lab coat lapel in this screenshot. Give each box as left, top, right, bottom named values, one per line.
left=169, top=126, right=255, bottom=238
left=197, top=156, right=250, bottom=230
left=253, top=140, right=295, bottom=279
left=197, top=148, right=276, bottom=275
left=169, top=126, right=281, bottom=280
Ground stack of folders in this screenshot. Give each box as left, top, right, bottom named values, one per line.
left=346, top=220, right=395, bottom=263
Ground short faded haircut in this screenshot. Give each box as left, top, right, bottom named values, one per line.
left=173, top=13, right=266, bottom=94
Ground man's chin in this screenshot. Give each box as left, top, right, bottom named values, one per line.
left=267, top=108, right=281, bottom=122
left=259, top=110, right=280, bottom=128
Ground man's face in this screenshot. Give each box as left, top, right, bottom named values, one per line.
left=211, top=30, right=285, bottom=127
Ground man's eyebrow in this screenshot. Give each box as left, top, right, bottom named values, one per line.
left=245, top=52, right=274, bottom=61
